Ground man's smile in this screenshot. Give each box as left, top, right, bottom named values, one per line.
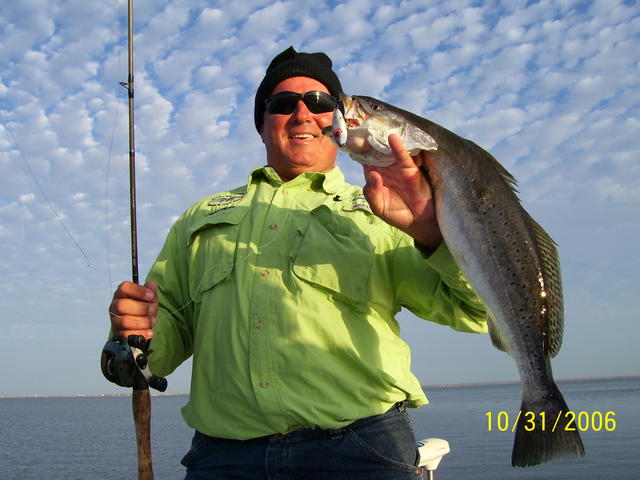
left=290, top=133, right=315, bottom=139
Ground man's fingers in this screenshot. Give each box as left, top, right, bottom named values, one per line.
left=388, top=134, right=433, bottom=169
left=113, top=280, right=157, bottom=301
left=362, top=166, right=384, bottom=215
left=111, top=312, right=156, bottom=340
left=112, top=313, right=156, bottom=330
left=110, top=297, right=158, bottom=318
left=144, top=280, right=158, bottom=295
left=388, top=134, right=414, bottom=167
left=109, top=280, right=158, bottom=341
left=113, top=328, right=155, bottom=339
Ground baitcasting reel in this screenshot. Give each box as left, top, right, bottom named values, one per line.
left=101, top=335, right=167, bottom=392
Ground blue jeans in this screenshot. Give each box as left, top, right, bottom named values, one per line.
left=182, top=402, right=422, bottom=479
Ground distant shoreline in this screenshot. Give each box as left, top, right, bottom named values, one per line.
left=421, top=374, right=640, bottom=389
left=1, top=375, right=638, bottom=399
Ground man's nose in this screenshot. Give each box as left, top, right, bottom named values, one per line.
left=290, top=99, right=312, bottom=121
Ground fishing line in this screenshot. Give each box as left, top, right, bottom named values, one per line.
left=102, top=0, right=295, bottom=327
left=105, top=93, right=122, bottom=292
left=109, top=204, right=296, bottom=323
left=104, top=10, right=136, bottom=296
left=1, top=109, right=92, bottom=267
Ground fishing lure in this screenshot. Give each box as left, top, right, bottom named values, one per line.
left=331, top=107, right=348, bottom=147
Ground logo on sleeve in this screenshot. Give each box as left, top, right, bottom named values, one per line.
left=349, top=194, right=372, bottom=214
left=207, top=192, right=245, bottom=214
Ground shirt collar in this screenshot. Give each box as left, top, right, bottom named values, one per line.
left=247, top=165, right=346, bottom=195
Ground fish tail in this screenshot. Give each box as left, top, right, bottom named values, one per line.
left=512, top=382, right=585, bottom=467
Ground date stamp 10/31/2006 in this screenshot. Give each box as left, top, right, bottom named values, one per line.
left=485, top=410, right=617, bottom=432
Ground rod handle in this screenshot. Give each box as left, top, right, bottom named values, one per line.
left=133, top=388, right=154, bottom=480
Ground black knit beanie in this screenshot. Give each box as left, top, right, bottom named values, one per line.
left=254, top=46, right=343, bottom=132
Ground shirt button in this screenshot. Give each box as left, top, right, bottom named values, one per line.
left=261, top=270, right=269, bottom=277
left=268, top=223, right=278, bottom=230
left=256, top=321, right=264, bottom=329
left=259, top=381, right=269, bottom=388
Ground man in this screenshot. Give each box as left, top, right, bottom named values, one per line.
left=108, top=47, right=488, bottom=479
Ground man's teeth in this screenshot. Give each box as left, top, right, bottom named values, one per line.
left=291, top=134, right=314, bottom=139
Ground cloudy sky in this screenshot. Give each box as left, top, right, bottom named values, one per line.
left=1, top=0, right=638, bottom=396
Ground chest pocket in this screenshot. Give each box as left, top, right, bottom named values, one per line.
left=292, top=205, right=374, bottom=303
left=187, top=206, right=248, bottom=302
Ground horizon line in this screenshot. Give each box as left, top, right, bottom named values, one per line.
left=1, top=374, right=638, bottom=399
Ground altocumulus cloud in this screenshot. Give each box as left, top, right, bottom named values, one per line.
left=0, top=0, right=638, bottom=396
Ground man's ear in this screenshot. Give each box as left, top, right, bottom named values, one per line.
left=259, top=119, right=266, bottom=144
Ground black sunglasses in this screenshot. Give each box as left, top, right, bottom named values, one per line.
left=265, top=90, right=337, bottom=115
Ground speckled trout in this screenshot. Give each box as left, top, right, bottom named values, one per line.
left=325, top=94, right=585, bottom=467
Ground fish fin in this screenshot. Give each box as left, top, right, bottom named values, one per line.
left=468, top=140, right=520, bottom=193
left=487, top=315, right=511, bottom=354
left=512, top=381, right=585, bottom=467
left=526, top=213, right=565, bottom=357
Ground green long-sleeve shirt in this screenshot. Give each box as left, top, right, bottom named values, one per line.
left=147, top=165, right=487, bottom=440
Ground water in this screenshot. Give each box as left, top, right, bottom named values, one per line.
left=411, top=377, right=640, bottom=479
left=1, top=378, right=638, bottom=479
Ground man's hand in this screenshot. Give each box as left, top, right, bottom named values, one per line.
left=109, top=280, right=158, bottom=340
left=362, top=134, right=442, bottom=252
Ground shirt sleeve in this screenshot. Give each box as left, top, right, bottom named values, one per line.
left=392, top=237, right=489, bottom=333
left=145, top=217, right=195, bottom=377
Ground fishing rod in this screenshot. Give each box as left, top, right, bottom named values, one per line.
left=101, top=1, right=167, bottom=479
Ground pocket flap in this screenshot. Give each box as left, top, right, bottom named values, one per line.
left=187, top=206, right=249, bottom=245
left=292, top=209, right=373, bottom=302
left=187, top=206, right=249, bottom=300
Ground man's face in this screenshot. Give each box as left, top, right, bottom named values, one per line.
left=260, top=76, right=338, bottom=182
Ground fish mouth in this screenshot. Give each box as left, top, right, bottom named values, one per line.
left=337, top=93, right=364, bottom=128
left=321, top=93, right=371, bottom=144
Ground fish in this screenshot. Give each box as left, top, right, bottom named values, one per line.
left=324, top=94, right=585, bottom=467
